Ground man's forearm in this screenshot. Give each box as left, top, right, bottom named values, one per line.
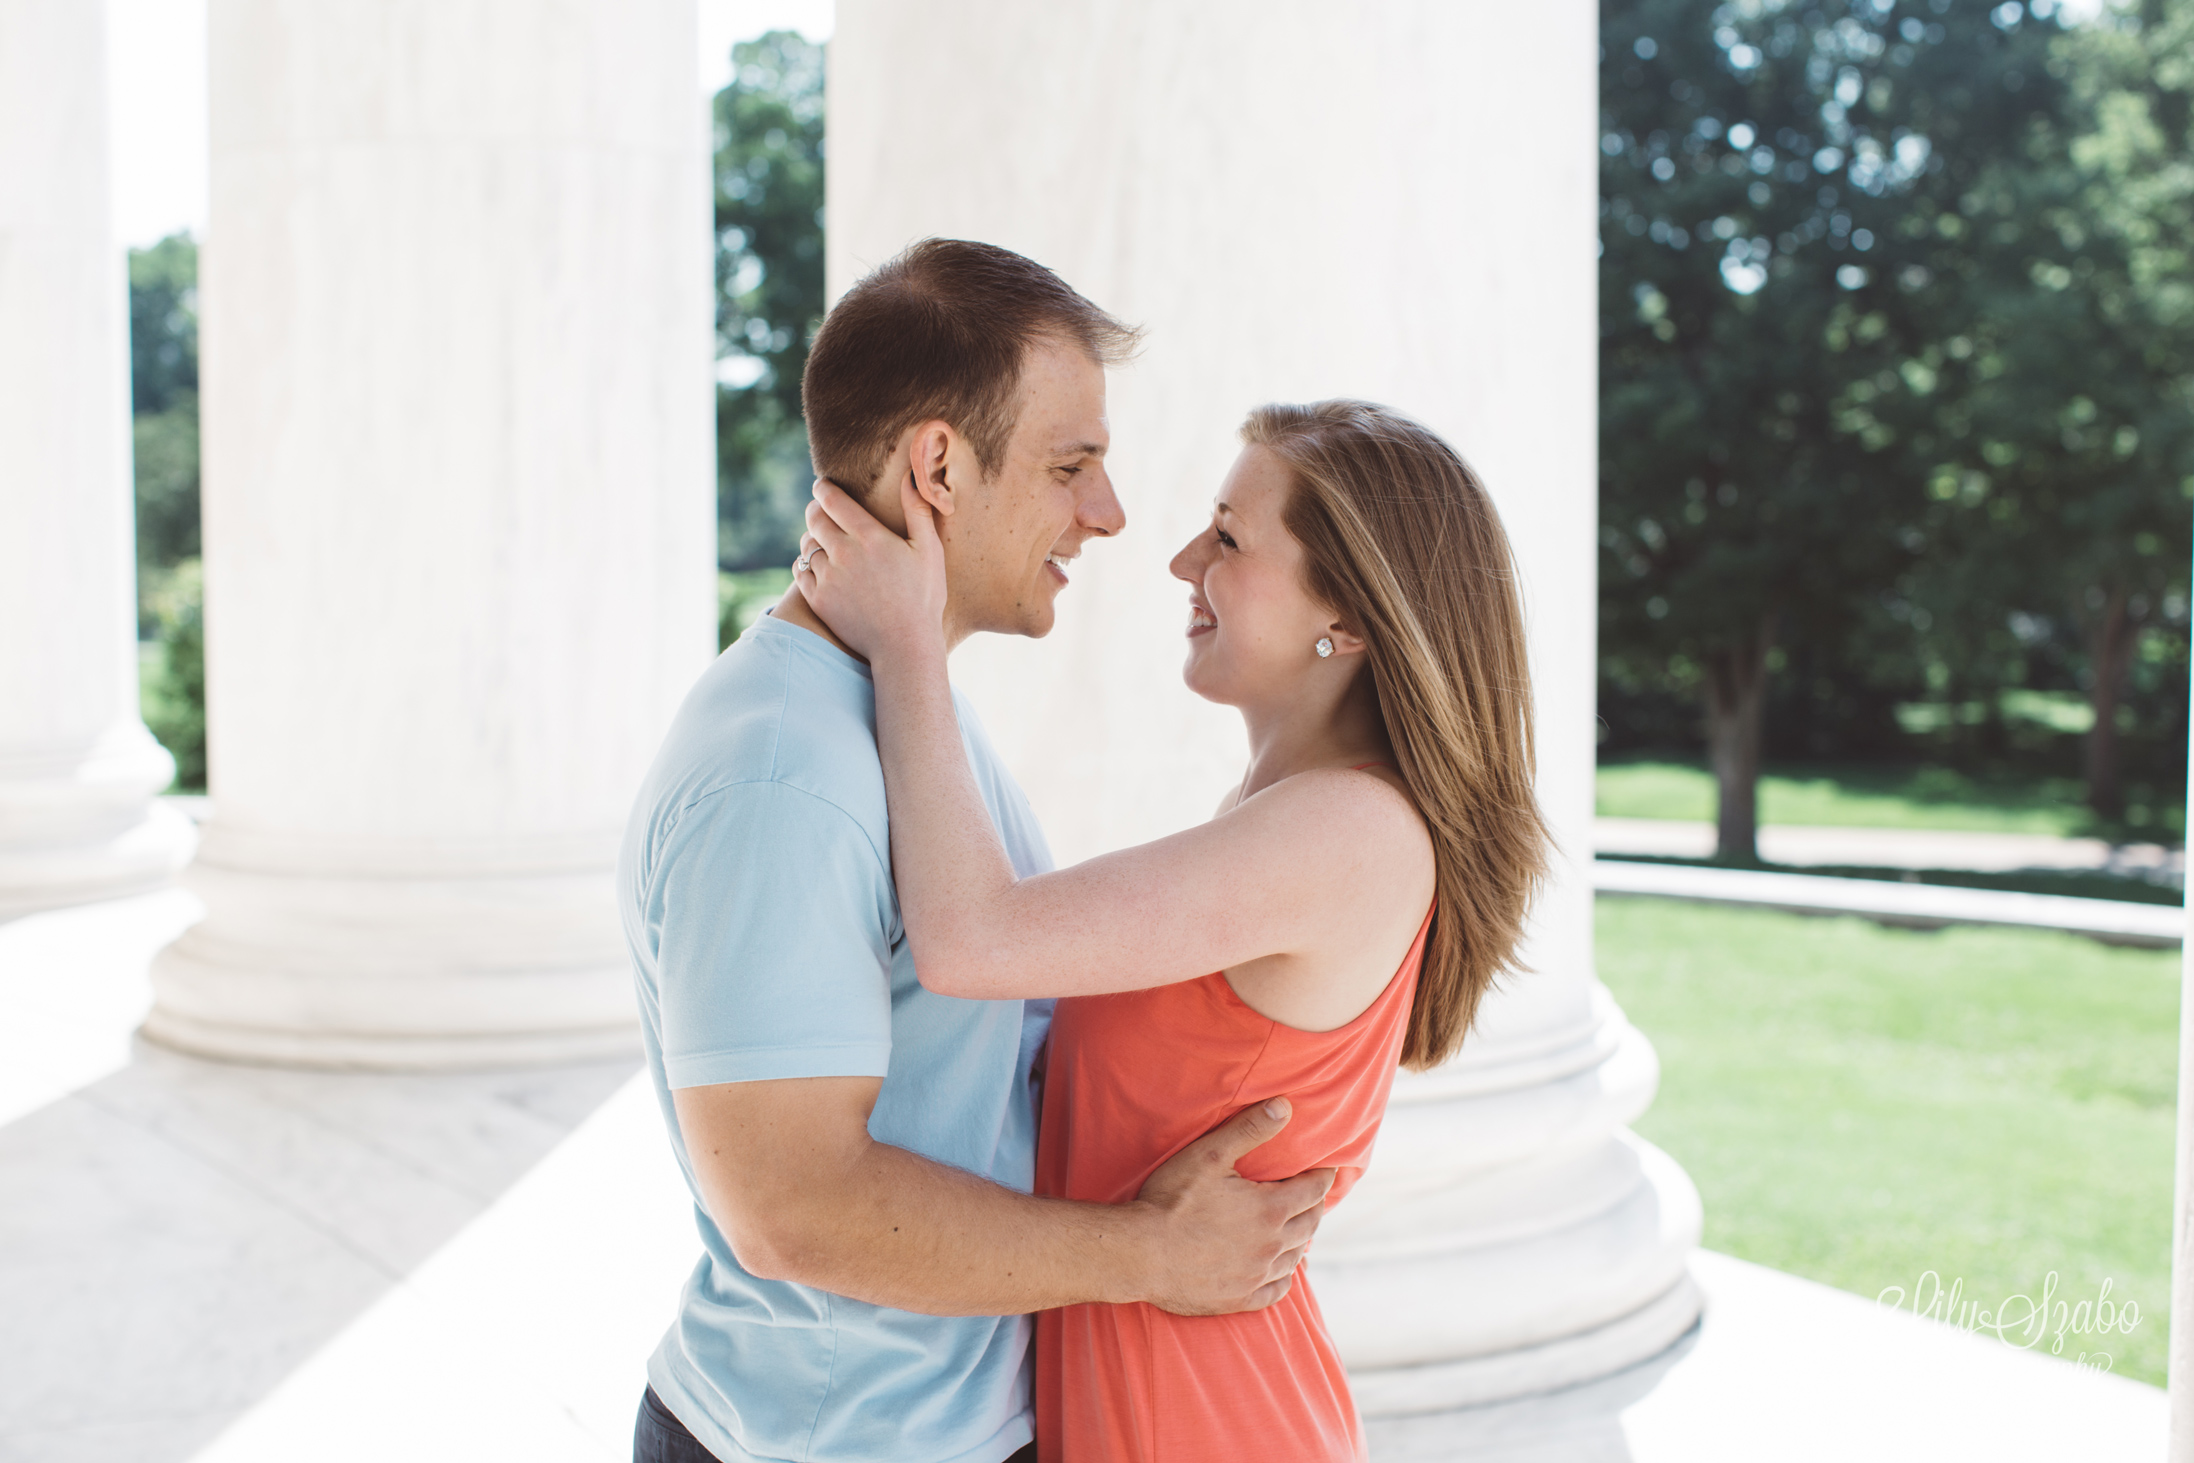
left=715, top=1137, right=1153, bottom=1316
left=678, top=1077, right=1322, bottom=1320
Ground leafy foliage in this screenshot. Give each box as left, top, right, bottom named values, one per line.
left=141, top=559, right=204, bottom=791
left=719, top=567, right=794, bottom=650
left=1971, top=0, right=2194, bottom=818
left=128, top=234, right=201, bottom=598
left=129, top=232, right=197, bottom=417
left=1600, top=0, right=2194, bottom=839
left=128, top=232, right=205, bottom=790
left=713, top=32, right=826, bottom=570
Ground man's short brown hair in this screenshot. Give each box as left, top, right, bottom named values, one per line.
left=801, top=239, right=1141, bottom=494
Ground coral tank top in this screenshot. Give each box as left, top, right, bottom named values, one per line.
left=1033, top=905, right=1432, bottom=1463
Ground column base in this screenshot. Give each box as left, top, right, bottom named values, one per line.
left=1344, top=1258, right=1705, bottom=1418
left=0, top=728, right=195, bottom=918
left=1312, top=1001, right=1706, bottom=1414
left=143, top=830, right=642, bottom=1071
left=138, top=1001, right=642, bottom=1071
left=1319, top=1133, right=1703, bottom=1413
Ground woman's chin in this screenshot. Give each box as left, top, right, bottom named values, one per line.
left=1179, top=657, right=1232, bottom=706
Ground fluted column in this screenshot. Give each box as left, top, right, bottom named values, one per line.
left=829, top=0, right=1702, bottom=1410
left=143, top=0, right=717, bottom=1068
left=0, top=0, right=196, bottom=916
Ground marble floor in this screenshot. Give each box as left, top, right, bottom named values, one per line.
left=0, top=890, right=639, bottom=1462
left=0, top=888, right=2170, bottom=1462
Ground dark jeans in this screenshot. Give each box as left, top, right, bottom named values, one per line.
left=634, top=1387, right=1038, bottom=1463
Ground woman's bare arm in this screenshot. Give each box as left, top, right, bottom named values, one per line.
left=800, top=477, right=1429, bottom=1004
left=868, top=644, right=1423, bottom=999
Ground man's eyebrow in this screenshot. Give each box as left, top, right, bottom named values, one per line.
left=1051, top=440, right=1108, bottom=458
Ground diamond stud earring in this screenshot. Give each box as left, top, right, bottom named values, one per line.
left=1315, top=637, right=1334, bottom=658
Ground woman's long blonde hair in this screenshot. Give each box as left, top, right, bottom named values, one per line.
left=1243, top=400, right=1549, bottom=1070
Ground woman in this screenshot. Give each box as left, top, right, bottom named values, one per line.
left=796, top=399, right=1547, bottom=1462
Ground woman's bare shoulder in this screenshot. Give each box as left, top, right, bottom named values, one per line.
left=1231, top=765, right=1432, bottom=865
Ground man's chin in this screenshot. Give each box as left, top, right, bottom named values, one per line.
left=1014, top=586, right=1062, bottom=639
left=964, top=605, right=1057, bottom=641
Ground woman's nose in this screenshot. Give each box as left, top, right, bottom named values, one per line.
left=1169, top=535, right=1206, bottom=584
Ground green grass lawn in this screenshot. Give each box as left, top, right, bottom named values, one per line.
left=1597, top=759, right=2094, bottom=838
left=1597, top=898, right=2175, bottom=1385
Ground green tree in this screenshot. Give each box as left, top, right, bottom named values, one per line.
left=1600, top=0, right=2068, bottom=857
left=713, top=31, right=826, bottom=570
left=1876, top=0, right=2194, bottom=826
left=127, top=232, right=205, bottom=788
left=141, top=561, right=205, bottom=791
left=128, top=233, right=200, bottom=593
left=1991, top=0, right=2194, bottom=819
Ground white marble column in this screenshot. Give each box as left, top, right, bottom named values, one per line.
left=0, top=0, right=196, bottom=917
left=830, top=0, right=1702, bottom=1410
left=143, top=0, right=718, bottom=1068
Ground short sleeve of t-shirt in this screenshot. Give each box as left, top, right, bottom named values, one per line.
left=651, top=778, right=897, bottom=1089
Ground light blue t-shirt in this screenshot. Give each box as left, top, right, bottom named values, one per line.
left=617, top=611, right=1054, bottom=1463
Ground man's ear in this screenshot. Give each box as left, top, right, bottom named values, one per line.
left=906, top=420, right=961, bottom=519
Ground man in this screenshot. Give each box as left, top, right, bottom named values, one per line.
left=619, top=239, right=1332, bottom=1463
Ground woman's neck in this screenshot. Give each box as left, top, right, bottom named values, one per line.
left=1235, top=669, right=1394, bottom=802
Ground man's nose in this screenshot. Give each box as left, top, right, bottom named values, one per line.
left=1080, top=466, right=1127, bottom=537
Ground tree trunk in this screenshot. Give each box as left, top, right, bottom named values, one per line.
left=1704, top=612, right=1778, bottom=863
left=2085, top=582, right=2137, bottom=821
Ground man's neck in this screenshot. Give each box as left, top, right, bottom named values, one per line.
left=767, top=583, right=969, bottom=661
left=769, top=583, right=864, bottom=662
